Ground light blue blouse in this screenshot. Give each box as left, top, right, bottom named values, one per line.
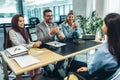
left=61, top=22, right=81, bottom=39
left=88, top=42, right=118, bottom=74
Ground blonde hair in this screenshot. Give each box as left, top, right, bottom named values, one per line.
left=65, top=12, right=75, bottom=23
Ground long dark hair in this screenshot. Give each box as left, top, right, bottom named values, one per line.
left=104, top=13, right=120, bottom=63
left=11, top=14, right=29, bottom=44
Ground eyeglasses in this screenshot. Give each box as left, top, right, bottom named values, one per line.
left=45, top=15, right=53, bottom=17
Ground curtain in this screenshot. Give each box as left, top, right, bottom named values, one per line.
left=104, top=0, right=120, bottom=16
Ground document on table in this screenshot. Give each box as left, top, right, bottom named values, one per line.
left=6, top=45, right=28, bottom=55
left=45, top=41, right=66, bottom=47
left=13, top=55, right=39, bottom=68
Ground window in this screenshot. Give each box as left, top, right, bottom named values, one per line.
left=104, top=0, right=120, bottom=16
left=23, top=0, right=72, bottom=22
left=0, top=0, right=18, bottom=23
left=59, top=5, right=64, bottom=15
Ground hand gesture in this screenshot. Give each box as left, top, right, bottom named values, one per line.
left=58, top=33, right=65, bottom=39
left=33, top=41, right=42, bottom=48
left=77, top=67, right=88, bottom=72
left=71, top=22, right=78, bottom=29
left=50, top=27, right=59, bottom=35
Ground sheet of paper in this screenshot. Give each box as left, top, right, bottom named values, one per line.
left=13, top=55, right=39, bottom=68
left=45, top=41, right=66, bottom=47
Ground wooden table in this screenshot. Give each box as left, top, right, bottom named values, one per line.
left=1, top=40, right=102, bottom=80
left=1, top=48, right=64, bottom=80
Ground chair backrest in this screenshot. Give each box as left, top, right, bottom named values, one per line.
left=29, top=17, right=40, bottom=26
left=64, top=72, right=86, bottom=80
left=27, top=17, right=40, bottom=42
left=59, top=15, right=66, bottom=24
left=25, top=25, right=38, bottom=42
left=0, top=23, right=11, bottom=49
left=106, top=67, right=120, bottom=80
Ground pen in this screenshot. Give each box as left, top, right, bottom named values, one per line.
left=54, top=43, right=57, bottom=45
left=14, top=48, right=17, bottom=52
left=28, top=51, right=31, bottom=55
left=14, top=48, right=21, bottom=52
left=54, top=42, right=59, bottom=45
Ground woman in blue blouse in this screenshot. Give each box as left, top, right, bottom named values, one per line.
left=61, top=12, right=80, bottom=39
left=68, top=13, right=120, bottom=79
left=60, top=12, right=81, bottom=69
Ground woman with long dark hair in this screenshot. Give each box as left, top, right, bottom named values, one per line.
left=6, top=14, right=41, bottom=48
left=6, top=14, right=41, bottom=80
left=67, top=13, right=120, bottom=79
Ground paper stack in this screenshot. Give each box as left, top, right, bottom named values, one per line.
left=5, top=45, right=28, bottom=58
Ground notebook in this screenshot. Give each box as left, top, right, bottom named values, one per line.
left=5, top=45, right=28, bottom=58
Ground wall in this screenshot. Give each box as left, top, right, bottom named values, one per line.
left=95, top=0, right=104, bottom=18
left=73, top=0, right=104, bottom=18
left=73, top=0, right=87, bottom=16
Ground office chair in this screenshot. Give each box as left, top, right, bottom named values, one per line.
left=0, top=23, right=11, bottom=73
left=29, top=17, right=40, bottom=26
left=64, top=72, right=86, bottom=80
left=65, top=66, right=120, bottom=80
left=106, top=67, right=120, bottom=80
left=90, top=66, right=120, bottom=80
left=26, top=17, right=40, bottom=42
left=0, top=23, right=17, bottom=79
left=59, top=15, right=66, bottom=23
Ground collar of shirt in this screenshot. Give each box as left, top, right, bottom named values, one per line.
left=44, top=21, right=51, bottom=32
left=66, top=22, right=73, bottom=29
left=44, top=21, right=54, bottom=37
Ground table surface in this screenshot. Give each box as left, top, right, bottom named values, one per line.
left=1, top=48, right=64, bottom=75
left=41, top=39, right=102, bottom=58
left=1, top=40, right=102, bottom=77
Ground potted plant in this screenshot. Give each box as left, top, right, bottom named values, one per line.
left=76, top=11, right=103, bottom=40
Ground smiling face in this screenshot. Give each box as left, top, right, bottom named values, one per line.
left=67, top=14, right=75, bottom=24
left=18, top=17, right=24, bottom=28
left=43, top=12, right=53, bottom=24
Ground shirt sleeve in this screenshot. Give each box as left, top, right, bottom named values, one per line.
left=62, top=23, right=73, bottom=38
left=9, top=29, right=34, bottom=48
left=36, top=24, right=53, bottom=43
left=88, top=47, right=103, bottom=74
left=76, top=23, right=81, bottom=36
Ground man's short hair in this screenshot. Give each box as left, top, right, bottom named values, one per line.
left=43, top=9, right=52, bottom=16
